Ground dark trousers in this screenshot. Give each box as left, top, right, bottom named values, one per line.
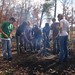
left=43, top=38, right=50, bottom=49
left=53, top=37, right=59, bottom=54
left=16, top=34, right=25, bottom=54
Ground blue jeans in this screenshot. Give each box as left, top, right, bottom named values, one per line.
left=59, top=35, right=68, bottom=61
left=1, top=39, right=12, bottom=59
left=33, top=36, right=42, bottom=51
left=53, top=36, right=59, bottom=54
left=43, top=38, right=50, bottom=48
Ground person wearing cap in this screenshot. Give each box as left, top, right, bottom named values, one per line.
left=57, top=14, right=69, bottom=62
left=0, top=17, right=15, bottom=61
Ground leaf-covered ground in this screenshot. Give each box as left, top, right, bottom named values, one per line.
left=0, top=50, right=75, bottom=75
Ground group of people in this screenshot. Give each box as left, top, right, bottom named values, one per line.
left=16, top=21, right=52, bottom=54
left=51, top=14, right=69, bottom=62
left=0, top=14, right=69, bottom=63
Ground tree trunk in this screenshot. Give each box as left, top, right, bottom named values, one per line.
left=39, top=11, right=44, bottom=27
left=54, top=0, right=57, bottom=18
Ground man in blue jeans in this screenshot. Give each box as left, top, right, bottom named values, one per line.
left=0, top=17, right=15, bottom=61
left=57, top=14, right=69, bottom=62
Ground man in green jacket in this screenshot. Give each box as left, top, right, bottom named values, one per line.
left=0, top=17, right=15, bottom=61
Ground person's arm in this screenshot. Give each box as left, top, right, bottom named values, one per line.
left=59, top=21, right=63, bottom=33
left=49, top=25, right=53, bottom=39
left=55, top=23, right=61, bottom=38
left=67, top=22, right=69, bottom=34
left=10, top=30, right=14, bottom=38
left=0, top=27, right=8, bottom=38
left=49, top=30, right=53, bottom=39
left=23, top=31, right=29, bottom=43
left=10, top=24, right=16, bottom=38
left=43, top=29, right=46, bottom=39
left=10, top=27, right=14, bottom=38
left=30, top=30, right=33, bottom=40
left=67, top=21, right=70, bottom=40
left=55, top=21, right=63, bottom=38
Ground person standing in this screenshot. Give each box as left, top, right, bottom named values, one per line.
left=23, top=21, right=33, bottom=51
left=0, top=17, right=15, bottom=61
left=32, top=25, right=42, bottom=52
left=43, top=23, right=50, bottom=49
left=51, top=18, right=59, bottom=54
left=57, top=14, right=69, bottom=62
left=15, top=21, right=28, bottom=54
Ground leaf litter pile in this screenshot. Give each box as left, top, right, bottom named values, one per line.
left=0, top=40, right=75, bottom=75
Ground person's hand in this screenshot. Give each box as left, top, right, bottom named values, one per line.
left=49, top=35, right=53, bottom=40
left=4, top=34, right=8, bottom=38
left=10, top=34, right=12, bottom=38
left=2, top=32, right=8, bottom=38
